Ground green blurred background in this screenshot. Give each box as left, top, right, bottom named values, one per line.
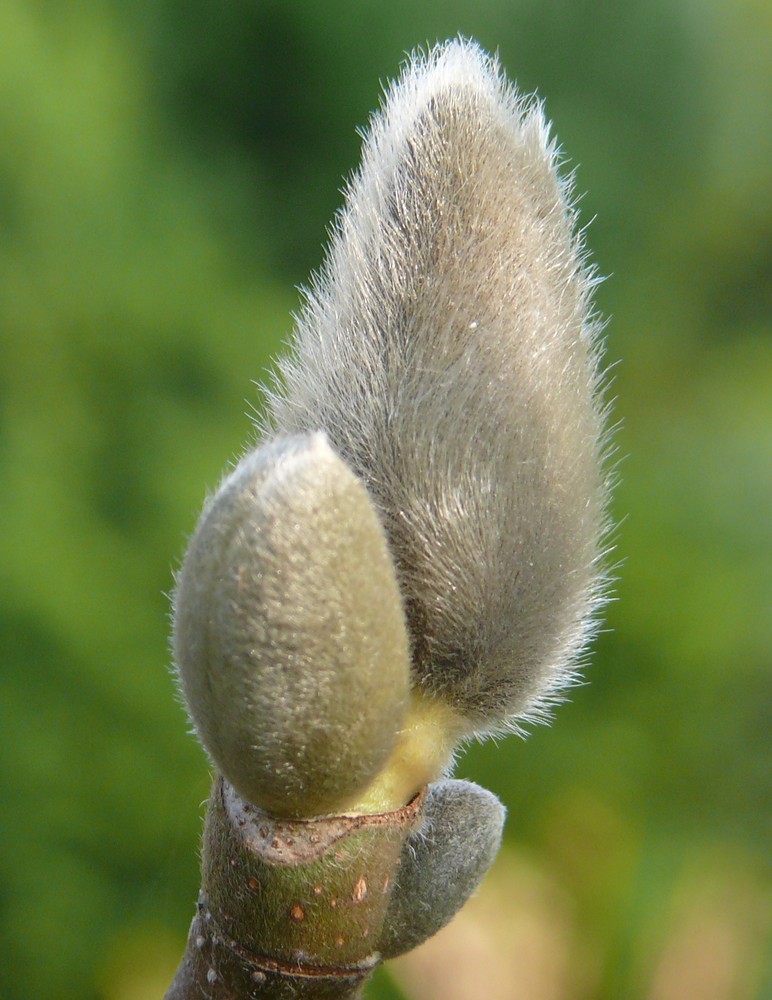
left=0, top=1, right=769, bottom=998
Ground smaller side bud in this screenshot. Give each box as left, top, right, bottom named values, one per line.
left=377, top=779, right=506, bottom=959
left=173, top=432, right=411, bottom=818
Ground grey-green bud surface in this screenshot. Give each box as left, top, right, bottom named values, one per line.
left=378, top=779, right=506, bottom=959
left=173, top=433, right=411, bottom=818
left=265, top=39, right=611, bottom=736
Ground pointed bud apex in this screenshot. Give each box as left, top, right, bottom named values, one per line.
left=173, top=433, right=411, bottom=817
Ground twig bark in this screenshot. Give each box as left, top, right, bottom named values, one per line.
left=166, top=778, right=424, bottom=999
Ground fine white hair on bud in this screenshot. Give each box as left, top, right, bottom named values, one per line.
left=173, top=433, right=412, bottom=817
left=265, top=38, right=611, bottom=734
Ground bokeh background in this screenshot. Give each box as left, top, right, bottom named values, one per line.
left=1, top=1, right=769, bottom=998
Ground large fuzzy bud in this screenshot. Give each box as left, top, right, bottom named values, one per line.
left=173, top=433, right=411, bottom=818
left=266, top=39, right=610, bottom=734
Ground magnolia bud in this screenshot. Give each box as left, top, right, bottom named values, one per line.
left=266, top=39, right=610, bottom=735
left=173, top=433, right=411, bottom=818
left=378, top=779, right=506, bottom=959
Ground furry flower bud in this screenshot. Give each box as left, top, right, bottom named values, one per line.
left=266, top=39, right=609, bottom=734
left=173, top=433, right=411, bottom=817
